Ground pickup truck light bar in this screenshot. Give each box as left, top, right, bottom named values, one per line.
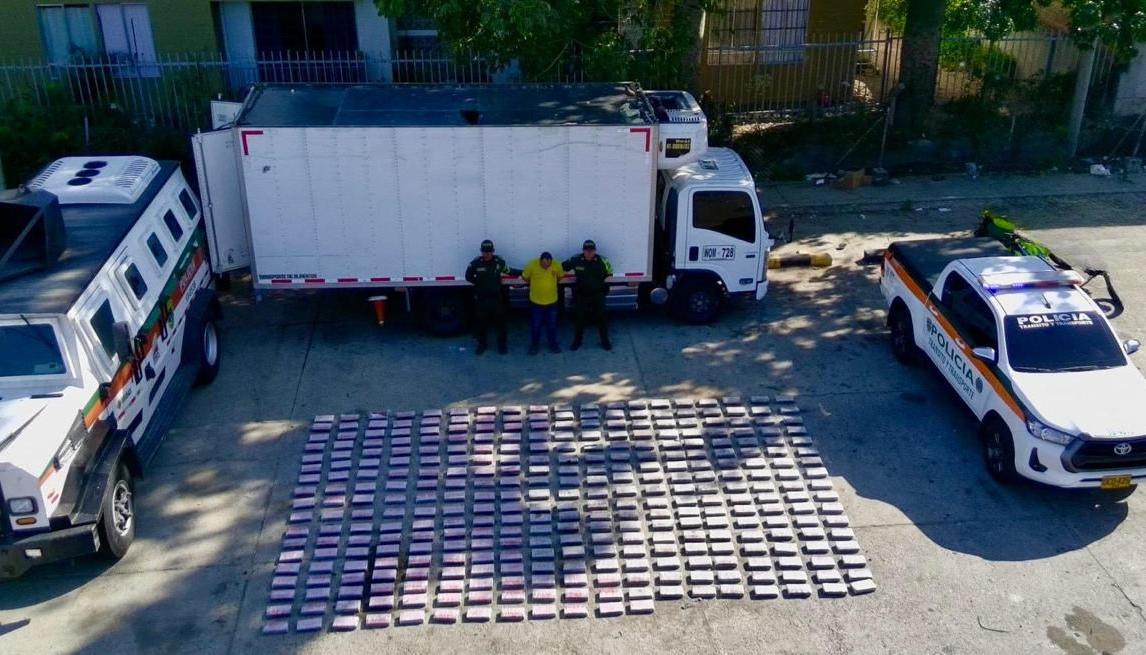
left=979, top=270, right=1084, bottom=293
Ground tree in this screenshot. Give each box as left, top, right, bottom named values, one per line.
left=895, top=0, right=945, bottom=132
left=888, top=0, right=1146, bottom=133
left=373, top=0, right=715, bottom=86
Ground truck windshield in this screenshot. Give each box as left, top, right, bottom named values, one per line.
left=1005, top=312, right=1125, bottom=373
left=0, top=324, right=67, bottom=377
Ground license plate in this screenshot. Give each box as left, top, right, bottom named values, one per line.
left=1100, top=475, right=1133, bottom=490
left=702, top=246, right=735, bottom=261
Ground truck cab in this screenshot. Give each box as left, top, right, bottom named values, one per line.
left=657, top=148, right=771, bottom=323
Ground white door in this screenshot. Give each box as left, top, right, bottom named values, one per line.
left=210, top=101, right=243, bottom=129
left=192, top=130, right=250, bottom=273
left=682, top=188, right=763, bottom=294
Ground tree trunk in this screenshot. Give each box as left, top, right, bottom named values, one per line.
left=896, top=0, right=945, bottom=133
left=675, top=0, right=707, bottom=93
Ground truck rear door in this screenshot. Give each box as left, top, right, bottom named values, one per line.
left=191, top=130, right=250, bottom=273
left=681, top=188, right=763, bottom=295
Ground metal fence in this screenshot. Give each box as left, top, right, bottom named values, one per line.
left=0, top=49, right=521, bottom=133
left=700, top=31, right=1125, bottom=118
left=0, top=34, right=1136, bottom=134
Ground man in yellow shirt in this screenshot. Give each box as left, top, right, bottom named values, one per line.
left=521, top=251, right=564, bottom=355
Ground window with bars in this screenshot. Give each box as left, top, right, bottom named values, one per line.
left=708, top=0, right=809, bottom=65
left=759, top=0, right=809, bottom=63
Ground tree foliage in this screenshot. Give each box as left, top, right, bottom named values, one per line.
left=373, top=0, right=715, bottom=84
left=875, top=0, right=1146, bottom=59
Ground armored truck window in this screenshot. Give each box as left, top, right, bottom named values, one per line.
left=124, top=263, right=149, bottom=300
left=941, top=274, right=998, bottom=349
left=0, top=324, right=66, bottom=377
left=178, top=189, right=198, bottom=219
left=90, top=300, right=117, bottom=360
left=692, top=191, right=756, bottom=243
left=163, top=209, right=184, bottom=242
left=146, top=233, right=168, bottom=268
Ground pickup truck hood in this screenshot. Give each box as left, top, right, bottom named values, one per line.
left=1015, top=365, right=1146, bottom=439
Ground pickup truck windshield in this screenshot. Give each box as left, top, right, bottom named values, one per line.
left=0, top=324, right=67, bottom=377
left=1005, top=312, right=1124, bottom=373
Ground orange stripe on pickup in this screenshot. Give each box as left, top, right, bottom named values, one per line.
left=886, top=256, right=1026, bottom=421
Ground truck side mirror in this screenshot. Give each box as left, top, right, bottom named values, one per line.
left=1126, top=339, right=1141, bottom=356
left=112, top=321, right=134, bottom=362
left=972, top=346, right=996, bottom=363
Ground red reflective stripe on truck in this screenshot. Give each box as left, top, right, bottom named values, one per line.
left=403, top=276, right=422, bottom=282
left=337, top=278, right=358, bottom=283
left=625, top=272, right=644, bottom=277
left=371, top=277, right=390, bottom=282
left=240, top=129, right=264, bottom=156
left=270, top=279, right=292, bottom=285
left=435, top=276, right=456, bottom=281
left=304, top=278, right=325, bottom=284
left=629, top=127, right=651, bottom=152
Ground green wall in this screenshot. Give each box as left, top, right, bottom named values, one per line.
left=0, top=1, right=221, bottom=60
left=0, top=3, right=43, bottom=59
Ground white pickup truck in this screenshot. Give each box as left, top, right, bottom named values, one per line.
left=881, top=237, right=1146, bottom=491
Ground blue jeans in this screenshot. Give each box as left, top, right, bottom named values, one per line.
left=530, top=303, right=559, bottom=348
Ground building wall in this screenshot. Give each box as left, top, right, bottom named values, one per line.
left=0, top=1, right=389, bottom=60
left=699, top=0, right=868, bottom=108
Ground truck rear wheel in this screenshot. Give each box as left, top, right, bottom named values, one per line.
left=421, top=289, right=468, bottom=337
left=981, top=417, right=1020, bottom=485
left=673, top=279, right=722, bottom=325
left=98, top=463, right=135, bottom=560
left=195, top=318, right=221, bottom=386
left=889, top=304, right=917, bottom=364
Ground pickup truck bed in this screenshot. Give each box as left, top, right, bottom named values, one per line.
left=887, top=237, right=1011, bottom=295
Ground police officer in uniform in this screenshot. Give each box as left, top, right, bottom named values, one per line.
left=564, top=239, right=613, bottom=351
left=465, top=239, right=517, bottom=355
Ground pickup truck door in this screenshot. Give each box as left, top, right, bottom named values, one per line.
left=680, top=189, right=763, bottom=294
left=924, top=271, right=1000, bottom=416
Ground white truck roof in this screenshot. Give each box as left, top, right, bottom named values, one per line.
left=237, top=83, right=655, bottom=128
left=666, top=147, right=756, bottom=191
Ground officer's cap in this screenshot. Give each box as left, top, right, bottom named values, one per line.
left=480, top=239, right=495, bottom=252
left=582, top=239, right=596, bottom=250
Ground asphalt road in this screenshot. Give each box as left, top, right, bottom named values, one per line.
left=2, top=190, right=1145, bottom=655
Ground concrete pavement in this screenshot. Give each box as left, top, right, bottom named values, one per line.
left=2, top=184, right=1145, bottom=655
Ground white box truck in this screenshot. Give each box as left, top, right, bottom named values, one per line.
left=193, top=83, right=772, bottom=331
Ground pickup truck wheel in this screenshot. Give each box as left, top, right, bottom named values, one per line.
left=98, top=464, right=136, bottom=560
left=889, top=305, right=917, bottom=364
left=981, top=418, right=1020, bottom=484
left=194, top=318, right=221, bottom=386
left=673, top=280, right=721, bottom=325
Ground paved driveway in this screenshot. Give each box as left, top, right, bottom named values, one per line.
left=2, top=192, right=1144, bottom=655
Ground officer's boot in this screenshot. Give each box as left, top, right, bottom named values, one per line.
left=570, top=327, right=583, bottom=351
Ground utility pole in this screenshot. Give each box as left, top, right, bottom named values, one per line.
left=1067, top=38, right=1099, bottom=158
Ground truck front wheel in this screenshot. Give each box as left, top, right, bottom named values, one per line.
left=98, top=463, right=136, bottom=560
left=889, top=304, right=917, bottom=364
left=981, top=417, right=1020, bottom=485
left=673, top=279, right=722, bottom=325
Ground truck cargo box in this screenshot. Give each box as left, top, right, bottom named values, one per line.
left=202, top=83, right=700, bottom=289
